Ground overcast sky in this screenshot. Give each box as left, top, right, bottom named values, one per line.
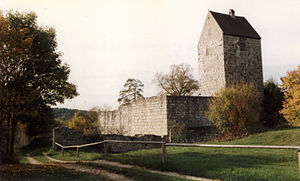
left=1, top=0, right=299, bottom=110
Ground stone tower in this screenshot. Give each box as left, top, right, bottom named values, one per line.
left=198, top=9, right=263, bottom=96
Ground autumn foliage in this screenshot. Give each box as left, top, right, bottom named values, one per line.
left=280, top=65, right=300, bottom=126
left=0, top=11, right=78, bottom=162
left=206, top=82, right=261, bottom=139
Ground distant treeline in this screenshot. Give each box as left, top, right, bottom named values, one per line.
left=52, top=108, right=87, bottom=122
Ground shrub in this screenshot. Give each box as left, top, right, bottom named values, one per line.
left=206, top=82, right=261, bottom=139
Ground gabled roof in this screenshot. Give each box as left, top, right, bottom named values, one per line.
left=209, top=10, right=261, bottom=40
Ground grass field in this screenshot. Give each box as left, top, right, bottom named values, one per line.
left=44, top=127, right=300, bottom=181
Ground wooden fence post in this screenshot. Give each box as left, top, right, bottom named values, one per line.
left=162, top=143, right=166, bottom=163
left=104, top=141, right=108, bottom=155
left=52, top=128, right=55, bottom=150
left=62, top=147, right=64, bottom=156
left=76, top=147, right=79, bottom=157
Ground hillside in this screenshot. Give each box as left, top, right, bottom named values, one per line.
left=223, top=127, right=300, bottom=146
left=52, top=108, right=86, bottom=123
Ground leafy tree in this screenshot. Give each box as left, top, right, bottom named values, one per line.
left=68, top=111, right=99, bottom=136
left=118, top=78, right=144, bottom=105
left=153, top=63, right=199, bottom=96
left=86, top=105, right=112, bottom=122
left=261, top=80, right=286, bottom=127
left=280, top=65, right=300, bottom=126
left=68, top=112, right=88, bottom=133
left=23, top=101, right=56, bottom=136
left=0, top=11, right=78, bottom=162
left=206, top=82, right=261, bottom=139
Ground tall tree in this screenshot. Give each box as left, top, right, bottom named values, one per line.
left=118, top=78, right=144, bottom=106
left=153, top=63, right=199, bottom=96
left=280, top=65, right=300, bottom=126
left=261, top=80, right=286, bottom=127
left=0, top=11, right=78, bottom=162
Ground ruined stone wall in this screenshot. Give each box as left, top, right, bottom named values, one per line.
left=166, top=96, right=213, bottom=128
left=54, top=127, right=94, bottom=146
left=98, top=95, right=168, bottom=136
left=223, top=35, right=263, bottom=92
left=98, top=95, right=212, bottom=137
left=198, top=11, right=225, bottom=96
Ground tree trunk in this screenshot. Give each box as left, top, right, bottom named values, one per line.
left=9, top=119, right=17, bottom=156
left=6, top=117, right=10, bottom=154
left=0, top=99, right=3, bottom=158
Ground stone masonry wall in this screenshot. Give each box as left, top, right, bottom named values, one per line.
left=53, top=127, right=166, bottom=153
left=98, top=95, right=168, bottom=136
left=223, top=35, right=264, bottom=92
left=98, top=95, right=212, bottom=137
left=166, top=96, right=213, bottom=128
left=198, top=12, right=263, bottom=96
left=198, top=11, right=225, bottom=96
left=54, top=127, right=94, bottom=146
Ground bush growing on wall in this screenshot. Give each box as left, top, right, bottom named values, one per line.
left=206, top=82, right=261, bottom=139
left=167, top=120, right=186, bottom=142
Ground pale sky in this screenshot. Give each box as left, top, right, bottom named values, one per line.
left=1, top=0, right=299, bottom=110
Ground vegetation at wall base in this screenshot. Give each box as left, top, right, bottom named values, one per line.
left=206, top=82, right=262, bottom=139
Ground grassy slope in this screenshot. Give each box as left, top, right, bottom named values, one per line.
left=104, top=127, right=300, bottom=181
left=222, top=127, right=300, bottom=146
left=39, top=128, right=300, bottom=181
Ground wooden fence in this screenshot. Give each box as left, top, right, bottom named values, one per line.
left=53, top=140, right=300, bottom=174
left=54, top=140, right=164, bottom=158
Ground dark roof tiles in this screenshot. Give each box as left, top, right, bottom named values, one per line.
left=210, top=11, right=261, bottom=40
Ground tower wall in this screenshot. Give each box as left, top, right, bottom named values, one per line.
left=223, top=35, right=263, bottom=92
left=198, top=12, right=225, bottom=96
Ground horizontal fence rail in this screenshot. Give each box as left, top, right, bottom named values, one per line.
left=54, top=140, right=165, bottom=158
left=104, top=140, right=165, bottom=144
left=165, top=143, right=300, bottom=150
left=53, top=139, right=300, bottom=174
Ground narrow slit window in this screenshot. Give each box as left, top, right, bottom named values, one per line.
left=239, top=37, right=246, bottom=51
left=206, top=48, right=209, bottom=56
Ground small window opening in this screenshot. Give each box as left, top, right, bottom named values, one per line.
left=239, top=37, right=246, bottom=51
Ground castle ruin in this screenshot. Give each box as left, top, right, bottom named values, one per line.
left=98, top=10, right=263, bottom=138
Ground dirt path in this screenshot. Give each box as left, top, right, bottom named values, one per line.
left=58, top=163, right=133, bottom=181
left=91, top=160, right=218, bottom=181
left=42, top=152, right=218, bottom=181
left=26, top=153, right=41, bottom=165
left=40, top=152, right=132, bottom=181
